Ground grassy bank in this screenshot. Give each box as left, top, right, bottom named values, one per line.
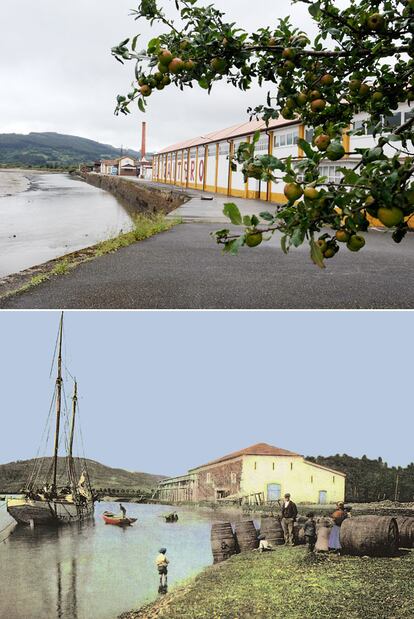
left=0, top=213, right=180, bottom=300
left=122, top=546, right=414, bottom=619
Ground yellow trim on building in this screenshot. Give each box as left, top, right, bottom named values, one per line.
left=214, top=143, right=219, bottom=193
left=298, top=124, right=305, bottom=157
left=343, top=126, right=351, bottom=158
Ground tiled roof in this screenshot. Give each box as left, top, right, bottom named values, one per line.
left=157, top=116, right=300, bottom=154
left=190, top=442, right=301, bottom=470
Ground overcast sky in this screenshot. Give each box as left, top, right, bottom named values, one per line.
left=1, top=0, right=320, bottom=153
left=1, top=310, right=412, bottom=476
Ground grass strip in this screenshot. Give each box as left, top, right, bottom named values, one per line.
left=120, top=545, right=414, bottom=619
left=1, top=214, right=180, bottom=299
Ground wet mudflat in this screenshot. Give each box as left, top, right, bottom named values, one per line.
left=0, top=171, right=135, bottom=277
left=0, top=501, right=242, bottom=619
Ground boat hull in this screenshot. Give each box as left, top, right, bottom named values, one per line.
left=102, top=512, right=137, bottom=526
left=7, top=497, right=94, bottom=526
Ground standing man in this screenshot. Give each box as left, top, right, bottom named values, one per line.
left=119, top=503, right=126, bottom=519
left=281, top=493, right=298, bottom=546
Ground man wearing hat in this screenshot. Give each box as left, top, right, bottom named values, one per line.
left=280, top=493, right=298, bottom=546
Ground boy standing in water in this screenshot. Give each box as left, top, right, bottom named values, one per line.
left=155, top=548, right=169, bottom=593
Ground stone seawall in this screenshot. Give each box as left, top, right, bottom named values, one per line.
left=84, top=173, right=189, bottom=215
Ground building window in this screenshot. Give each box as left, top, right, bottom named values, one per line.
left=384, top=112, right=401, bottom=128
left=208, top=144, right=216, bottom=156
left=219, top=142, right=230, bottom=155
left=272, top=462, right=275, bottom=471
left=230, top=472, right=237, bottom=484
left=290, top=462, right=293, bottom=471
left=274, top=128, right=299, bottom=148
left=311, top=476, right=313, bottom=483
left=333, top=476, right=335, bottom=483
left=319, top=165, right=343, bottom=185
left=254, top=461, right=257, bottom=470
left=255, top=135, right=269, bottom=152
left=206, top=472, right=211, bottom=483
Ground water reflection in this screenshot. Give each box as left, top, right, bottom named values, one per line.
left=0, top=173, right=136, bottom=277
left=0, top=502, right=242, bottom=619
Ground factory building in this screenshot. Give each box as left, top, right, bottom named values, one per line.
left=151, top=103, right=413, bottom=205
left=155, top=443, right=345, bottom=505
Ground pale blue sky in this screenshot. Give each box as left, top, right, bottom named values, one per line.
left=0, top=311, right=411, bottom=476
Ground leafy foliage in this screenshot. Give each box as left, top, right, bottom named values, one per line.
left=113, top=0, right=414, bottom=266
left=306, top=453, right=414, bottom=502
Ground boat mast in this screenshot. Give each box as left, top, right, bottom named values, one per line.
left=52, top=313, right=64, bottom=491
left=68, top=381, right=77, bottom=460
left=67, top=380, right=77, bottom=489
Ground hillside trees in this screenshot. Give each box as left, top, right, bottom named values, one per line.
left=113, top=0, right=414, bottom=267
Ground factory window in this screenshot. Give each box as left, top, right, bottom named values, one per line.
left=274, top=128, right=299, bottom=148
left=219, top=142, right=230, bottom=155
left=272, top=462, right=275, bottom=471
left=208, top=144, right=217, bottom=156
left=231, top=472, right=237, bottom=484
left=311, top=476, right=314, bottom=483
left=254, top=461, right=257, bottom=470
left=290, top=462, right=293, bottom=470
left=189, top=148, right=196, bottom=158
left=206, top=472, right=211, bottom=483
left=305, top=128, right=314, bottom=142
left=255, top=135, right=269, bottom=152
left=384, top=112, right=401, bottom=128
left=405, top=109, right=414, bottom=123
left=333, top=476, right=335, bottom=483
left=318, top=165, right=343, bottom=185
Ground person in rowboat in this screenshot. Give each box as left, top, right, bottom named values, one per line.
left=120, top=504, right=126, bottom=519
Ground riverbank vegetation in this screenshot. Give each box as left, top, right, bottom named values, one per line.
left=123, top=545, right=414, bottom=619
left=0, top=214, right=180, bottom=301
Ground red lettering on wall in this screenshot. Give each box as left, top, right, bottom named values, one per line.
left=198, top=159, right=204, bottom=182
left=190, top=160, right=195, bottom=181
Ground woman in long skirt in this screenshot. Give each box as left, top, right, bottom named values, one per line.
left=329, top=502, right=347, bottom=554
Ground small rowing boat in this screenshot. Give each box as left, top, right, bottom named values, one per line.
left=102, top=511, right=137, bottom=526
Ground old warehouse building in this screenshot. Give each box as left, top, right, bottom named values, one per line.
left=155, top=443, right=345, bottom=505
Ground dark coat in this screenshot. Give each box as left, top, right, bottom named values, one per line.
left=304, top=519, right=316, bottom=537
left=281, top=500, right=298, bottom=520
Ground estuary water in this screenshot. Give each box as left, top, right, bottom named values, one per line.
left=0, top=500, right=242, bottom=619
left=0, top=171, right=135, bottom=278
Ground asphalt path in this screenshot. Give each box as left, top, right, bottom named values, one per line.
left=1, top=224, right=413, bottom=309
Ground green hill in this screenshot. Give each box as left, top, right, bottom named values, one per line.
left=0, top=457, right=167, bottom=494
left=0, top=132, right=141, bottom=168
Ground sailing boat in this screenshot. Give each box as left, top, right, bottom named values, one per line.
left=7, top=314, right=95, bottom=526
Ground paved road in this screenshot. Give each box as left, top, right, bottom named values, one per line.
left=1, top=224, right=413, bottom=309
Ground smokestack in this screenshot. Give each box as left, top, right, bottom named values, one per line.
left=141, top=122, right=146, bottom=160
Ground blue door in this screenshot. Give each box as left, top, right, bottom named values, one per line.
left=267, top=483, right=281, bottom=501
left=319, top=490, right=327, bottom=504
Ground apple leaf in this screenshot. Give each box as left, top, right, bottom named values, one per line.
left=223, top=203, right=242, bottom=225
left=310, top=238, right=325, bottom=269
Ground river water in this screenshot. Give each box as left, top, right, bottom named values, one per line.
left=0, top=500, right=245, bottom=619
left=0, top=171, right=135, bottom=278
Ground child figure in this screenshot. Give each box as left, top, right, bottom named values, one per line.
left=303, top=512, right=317, bottom=552
left=258, top=534, right=273, bottom=552
left=155, top=547, right=169, bottom=593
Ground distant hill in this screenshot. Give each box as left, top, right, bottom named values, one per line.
left=0, top=132, right=141, bottom=168
left=0, top=457, right=167, bottom=493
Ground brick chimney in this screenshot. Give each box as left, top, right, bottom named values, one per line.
left=141, top=121, right=146, bottom=160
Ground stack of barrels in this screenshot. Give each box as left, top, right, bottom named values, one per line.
left=235, top=520, right=259, bottom=552
left=260, top=516, right=285, bottom=545
left=210, top=522, right=237, bottom=564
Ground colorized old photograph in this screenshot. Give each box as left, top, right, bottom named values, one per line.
left=1, top=311, right=414, bottom=619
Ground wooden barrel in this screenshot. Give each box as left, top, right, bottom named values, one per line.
left=315, top=524, right=331, bottom=552
left=235, top=520, right=259, bottom=552
left=210, top=522, right=237, bottom=563
left=260, top=517, right=284, bottom=545
left=340, top=516, right=399, bottom=557
left=395, top=517, right=414, bottom=548
left=294, top=522, right=305, bottom=545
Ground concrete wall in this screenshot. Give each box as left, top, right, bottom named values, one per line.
left=84, top=173, right=188, bottom=215
left=191, top=458, right=243, bottom=502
